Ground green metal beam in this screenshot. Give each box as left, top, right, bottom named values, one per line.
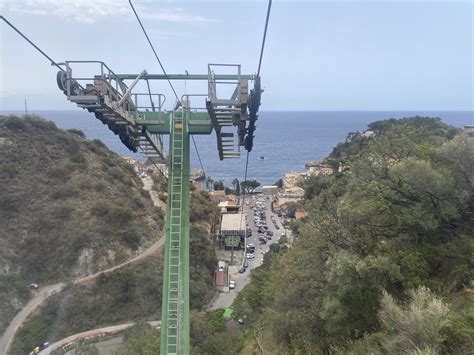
left=134, top=111, right=214, bottom=135
left=160, top=110, right=191, bottom=354
left=113, top=74, right=256, bottom=81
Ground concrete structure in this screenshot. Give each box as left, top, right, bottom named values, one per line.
left=284, top=172, right=306, bottom=190
left=219, top=213, right=245, bottom=249
left=306, top=161, right=334, bottom=176
left=262, top=185, right=278, bottom=195
left=218, top=201, right=241, bottom=213
left=284, top=186, right=305, bottom=197
left=220, top=213, right=245, bottom=236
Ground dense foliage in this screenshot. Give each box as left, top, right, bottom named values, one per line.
left=233, top=117, right=473, bottom=353
left=0, top=115, right=163, bottom=333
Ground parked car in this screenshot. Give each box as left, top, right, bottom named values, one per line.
left=239, top=267, right=246, bottom=274
left=266, top=231, right=274, bottom=236
left=246, top=253, right=255, bottom=259
left=29, top=283, right=39, bottom=290
left=229, top=280, right=236, bottom=289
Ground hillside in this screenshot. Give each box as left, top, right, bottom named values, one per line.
left=10, top=191, right=220, bottom=354
left=0, top=115, right=164, bottom=333
left=201, top=116, right=473, bottom=354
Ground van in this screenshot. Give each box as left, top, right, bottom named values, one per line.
left=218, top=260, right=226, bottom=271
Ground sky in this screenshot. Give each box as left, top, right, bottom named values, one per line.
left=0, top=0, right=473, bottom=111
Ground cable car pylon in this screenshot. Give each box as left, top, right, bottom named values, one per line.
left=54, top=61, right=261, bottom=354
left=1, top=0, right=271, bottom=351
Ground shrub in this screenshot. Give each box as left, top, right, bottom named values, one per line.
left=120, top=228, right=141, bottom=250
left=90, top=201, right=110, bottom=217
left=107, top=205, right=133, bottom=226
left=4, top=116, right=26, bottom=130
left=65, top=139, right=81, bottom=155
left=50, top=185, right=79, bottom=200
left=379, top=287, right=449, bottom=354
left=108, top=166, right=125, bottom=182
left=67, top=128, right=86, bottom=138
left=47, top=166, right=72, bottom=180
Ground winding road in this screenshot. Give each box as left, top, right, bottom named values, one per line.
left=39, top=321, right=161, bottom=354
left=0, top=175, right=165, bottom=355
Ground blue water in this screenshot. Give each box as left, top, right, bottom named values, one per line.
left=1, top=110, right=472, bottom=185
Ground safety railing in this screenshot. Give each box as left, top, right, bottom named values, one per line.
left=61, top=60, right=129, bottom=96
left=207, top=63, right=241, bottom=104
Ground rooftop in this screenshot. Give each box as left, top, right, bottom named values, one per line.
left=221, top=213, right=245, bottom=231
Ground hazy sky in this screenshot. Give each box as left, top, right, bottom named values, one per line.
left=1, top=0, right=473, bottom=111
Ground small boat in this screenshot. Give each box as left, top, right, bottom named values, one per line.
left=258, top=156, right=265, bottom=160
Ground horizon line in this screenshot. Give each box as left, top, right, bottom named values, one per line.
left=1, top=109, right=473, bottom=113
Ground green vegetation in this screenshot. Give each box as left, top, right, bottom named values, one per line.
left=240, top=179, right=261, bottom=193
left=117, top=322, right=161, bottom=354
left=190, top=310, right=244, bottom=354
left=213, top=180, right=225, bottom=191
left=0, top=115, right=164, bottom=333
left=214, top=117, right=473, bottom=354
left=10, top=255, right=163, bottom=355
left=12, top=189, right=219, bottom=354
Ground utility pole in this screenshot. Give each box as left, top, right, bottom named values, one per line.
left=24, top=99, right=28, bottom=115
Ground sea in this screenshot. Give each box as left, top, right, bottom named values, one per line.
left=1, top=110, right=472, bottom=185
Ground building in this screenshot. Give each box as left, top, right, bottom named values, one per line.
left=284, top=186, right=305, bottom=197
left=209, top=190, right=227, bottom=203
left=360, top=130, right=375, bottom=138
left=218, top=201, right=241, bottom=214
left=219, top=213, right=245, bottom=249
left=295, top=209, right=308, bottom=220
left=284, top=172, right=305, bottom=190
left=262, top=185, right=278, bottom=195
left=305, top=161, right=334, bottom=176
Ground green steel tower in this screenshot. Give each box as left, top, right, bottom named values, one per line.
left=56, top=62, right=262, bottom=354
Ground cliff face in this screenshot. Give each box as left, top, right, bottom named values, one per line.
left=0, top=115, right=164, bottom=332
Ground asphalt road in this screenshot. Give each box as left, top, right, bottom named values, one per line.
left=209, top=195, right=282, bottom=310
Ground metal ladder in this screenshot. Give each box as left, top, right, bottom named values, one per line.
left=165, top=112, right=185, bottom=354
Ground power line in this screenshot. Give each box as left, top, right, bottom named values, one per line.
left=191, top=135, right=209, bottom=192
left=257, top=0, right=272, bottom=76
left=138, top=146, right=169, bottom=181
left=128, top=0, right=179, bottom=101
left=129, top=0, right=209, bottom=186
left=1, top=16, right=64, bottom=72
left=240, top=0, right=272, bottom=265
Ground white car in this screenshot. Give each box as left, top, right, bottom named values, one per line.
left=246, top=253, right=255, bottom=259
left=229, top=280, right=236, bottom=289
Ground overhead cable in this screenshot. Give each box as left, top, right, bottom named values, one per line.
left=128, top=0, right=179, bottom=101
left=257, top=0, right=272, bottom=76
left=1, top=16, right=65, bottom=72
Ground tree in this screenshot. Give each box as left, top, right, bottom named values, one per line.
left=213, top=180, right=224, bottom=191
left=232, top=178, right=240, bottom=195
left=240, top=179, right=260, bottom=194
left=273, top=178, right=283, bottom=189
left=206, top=177, right=214, bottom=191
left=379, top=287, right=449, bottom=354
